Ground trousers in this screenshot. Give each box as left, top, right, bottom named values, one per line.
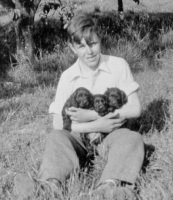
left=39, top=128, right=144, bottom=185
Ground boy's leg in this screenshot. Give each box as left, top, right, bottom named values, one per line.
left=96, top=128, right=144, bottom=199
left=39, top=129, right=87, bottom=182
left=14, top=129, right=87, bottom=198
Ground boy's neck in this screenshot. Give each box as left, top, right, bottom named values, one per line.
left=79, top=59, right=100, bottom=78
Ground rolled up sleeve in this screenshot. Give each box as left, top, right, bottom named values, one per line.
left=118, top=59, right=139, bottom=96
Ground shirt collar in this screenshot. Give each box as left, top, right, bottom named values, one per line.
left=98, top=54, right=111, bottom=74
left=69, top=54, right=111, bottom=82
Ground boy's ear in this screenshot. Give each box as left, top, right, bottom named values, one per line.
left=69, top=43, right=77, bottom=54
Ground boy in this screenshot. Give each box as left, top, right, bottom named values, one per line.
left=14, top=11, right=144, bottom=200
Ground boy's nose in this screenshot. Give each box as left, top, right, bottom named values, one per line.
left=86, top=45, right=93, bottom=54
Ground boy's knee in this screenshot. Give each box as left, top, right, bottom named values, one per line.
left=124, top=130, right=144, bottom=151
left=47, top=129, right=69, bottom=144
left=106, top=129, right=144, bottom=152
left=130, top=130, right=143, bottom=145
left=129, top=131, right=144, bottom=160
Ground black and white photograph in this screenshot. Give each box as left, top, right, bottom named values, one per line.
left=0, top=0, right=173, bottom=199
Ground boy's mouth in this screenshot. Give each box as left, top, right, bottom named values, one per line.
left=87, top=55, right=96, bottom=59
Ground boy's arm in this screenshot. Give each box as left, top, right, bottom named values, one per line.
left=52, top=109, right=99, bottom=130
left=71, top=112, right=125, bottom=133
left=115, top=91, right=141, bottom=119
left=52, top=91, right=141, bottom=132
left=71, top=91, right=141, bottom=133
left=66, top=108, right=100, bottom=123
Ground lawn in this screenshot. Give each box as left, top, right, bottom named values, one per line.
left=1, top=0, right=173, bottom=199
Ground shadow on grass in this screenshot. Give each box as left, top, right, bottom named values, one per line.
left=142, top=143, right=156, bottom=173
left=0, top=69, right=61, bottom=100
left=125, top=97, right=170, bottom=134
left=125, top=97, right=170, bottom=172
left=0, top=83, right=37, bottom=100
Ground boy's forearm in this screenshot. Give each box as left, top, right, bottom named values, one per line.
left=52, top=113, right=100, bottom=133
left=71, top=120, right=99, bottom=133
left=116, top=103, right=141, bottom=119
left=87, top=110, right=100, bottom=121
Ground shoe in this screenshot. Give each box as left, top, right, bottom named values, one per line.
left=14, top=174, right=63, bottom=199
left=94, top=179, right=137, bottom=200
left=14, top=173, right=36, bottom=200
left=44, top=178, right=64, bottom=199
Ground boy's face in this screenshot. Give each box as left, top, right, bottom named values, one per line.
left=70, top=33, right=101, bottom=70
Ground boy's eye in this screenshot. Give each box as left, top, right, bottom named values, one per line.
left=78, top=44, right=84, bottom=48
left=89, top=42, right=97, bottom=46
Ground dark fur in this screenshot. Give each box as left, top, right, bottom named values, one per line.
left=80, top=95, right=108, bottom=158
left=104, top=87, right=128, bottom=112
left=87, top=88, right=128, bottom=149
left=84, top=94, right=109, bottom=151
left=93, top=94, right=108, bottom=116
left=62, top=87, right=94, bottom=132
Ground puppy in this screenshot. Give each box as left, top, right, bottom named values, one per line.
left=104, top=87, right=128, bottom=112
left=90, top=88, right=127, bottom=146
left=85, top=89, right=127, bottom=157
left=81, top=94, right=109, bottom=157
left=85, top=94, right=108, bottom=152
left=93, top=94, right=108, bottom=116
left=62, top=87, right=93, bottom=132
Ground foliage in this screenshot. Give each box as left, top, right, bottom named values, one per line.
left=33, top=19, right=68, bottom=56
left=0, top=25, right=16, bottom=75
left=1, top=9, right=173, bottom=76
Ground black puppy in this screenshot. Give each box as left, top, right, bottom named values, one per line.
left=93, top=94, right=108, bottom=116
left=82, top=94, right=108, bottom=156
left=84, top=89, right=127, bottom=157
left=81, top=94, right=109, bottom=158
left=62, top=87, right=93, bottom=132
left=104, top=87, right=128, bottom=112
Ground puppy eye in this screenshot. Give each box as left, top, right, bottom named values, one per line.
left=78, top=94, right=82, bottom=97
left=82, top=93, right=87, bottom=96
left=82, top=93, right=86, bottom=97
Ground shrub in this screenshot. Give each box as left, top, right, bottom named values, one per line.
left=0, top=25, right=16, bottom=75
left=8, top=54, right=37, bottom=85
left=159, top=29, right=173, bottom=50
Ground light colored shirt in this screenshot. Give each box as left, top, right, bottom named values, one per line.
left=49, top=54, right=139, bottom=115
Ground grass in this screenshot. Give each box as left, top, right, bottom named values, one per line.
left=1, top=0, right=173, bottom=199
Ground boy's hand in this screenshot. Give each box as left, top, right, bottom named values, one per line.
left=93, top=111, right=126, bottom=133
left=65, top=107, right=99, bottom=123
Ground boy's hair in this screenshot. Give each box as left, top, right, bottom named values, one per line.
left=67, top=11, right=100, bottom=45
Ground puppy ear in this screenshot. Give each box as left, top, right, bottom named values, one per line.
left=121, top=90, right=128, bottom=105
left=70, top=89, right=79, bottom=108
left=103, top=95, right=108, bottom=106
left=89, top=92, right=94, bottom=107
left=104, top=88, right=109, bottom=96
